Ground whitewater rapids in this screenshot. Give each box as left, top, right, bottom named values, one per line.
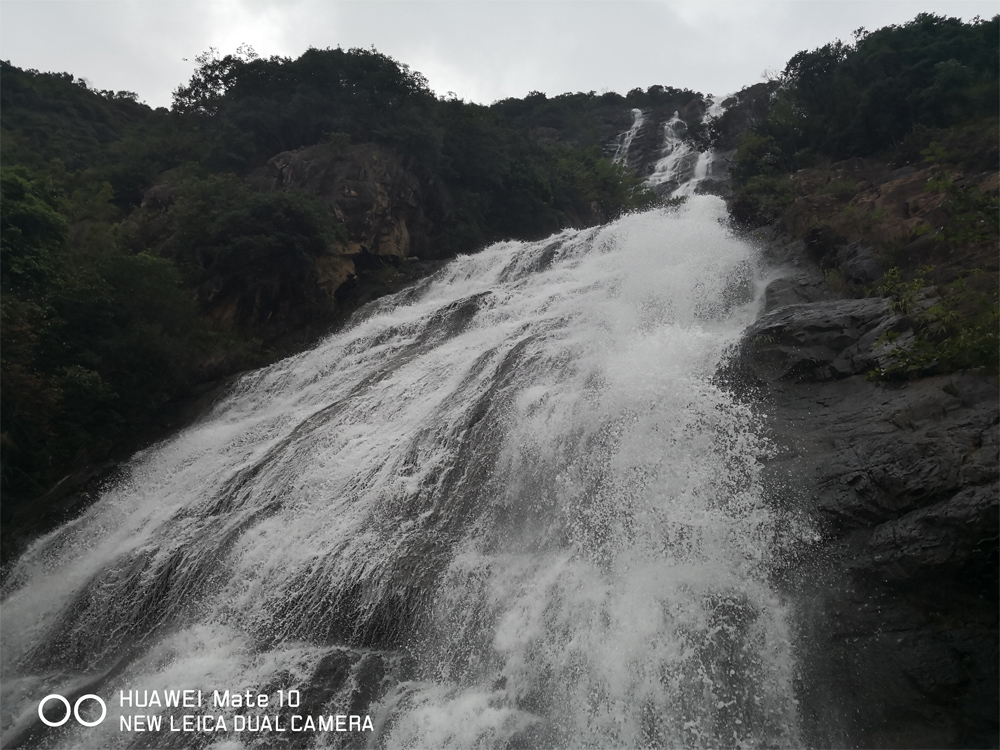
left=2, top=196, right=800, bottom=749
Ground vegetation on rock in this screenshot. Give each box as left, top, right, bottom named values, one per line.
left=727, top=13, right=998, bottom=226
left=723, top=13, right=998, bottom=380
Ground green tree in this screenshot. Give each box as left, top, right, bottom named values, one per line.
left=0, top=167, right=68, bottom=290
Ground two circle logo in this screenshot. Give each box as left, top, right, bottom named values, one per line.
left=37, top=694, right=107, bottom=727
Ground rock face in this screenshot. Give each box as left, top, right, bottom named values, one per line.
left=253, top=141, right=442, bottom=296
left=191, top=141, right=458, bottom=341
left=257, top=142, right=438, bottom=261
left=729, top=238, right=998, bottom=748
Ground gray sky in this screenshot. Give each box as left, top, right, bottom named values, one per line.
left=2, top=1, right=996, bottom=109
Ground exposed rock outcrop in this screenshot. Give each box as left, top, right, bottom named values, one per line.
left=729, top=235, right=999, bottom=748
left=249, top=140, right=443, bottom=317
left=255, top=142, right=436, bottom=263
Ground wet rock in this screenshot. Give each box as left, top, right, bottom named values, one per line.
left=835, top=242, right=884, bottom=286
left=858, top=483, right=999, bottom=580
left=761, top=273, right=831, bottom=312
left=735, top=235, right=999, bottom=747
left=740, top=297, right=890, bottom=382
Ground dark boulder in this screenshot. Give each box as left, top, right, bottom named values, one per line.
left=740, top=297, right=891, bottom=382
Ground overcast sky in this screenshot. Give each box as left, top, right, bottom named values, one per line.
left=2, top=1, right=996, bottom=109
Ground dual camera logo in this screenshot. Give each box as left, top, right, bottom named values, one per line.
left=37, top=694, right=107, bottom=728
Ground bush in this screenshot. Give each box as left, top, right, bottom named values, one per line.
left=161, top=174, right=345, bottom=330
left=870, top=268, right=999, bottom=378
left=730, top=175, right=795, bottom=227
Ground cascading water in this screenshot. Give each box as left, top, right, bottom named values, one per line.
left=1, top=196, right=801, bottom=749
left=646, top=95, right=729, bottom=199
left=612, top=109, right=645, bottom=167
left=646, top=112, right=698, bottom=193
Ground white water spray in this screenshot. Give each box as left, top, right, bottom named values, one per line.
left=2, top=197, right=800, bottom=749
left=647, top=111, right=698, bottom=193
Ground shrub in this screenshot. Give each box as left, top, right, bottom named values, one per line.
left=870, top=267, right=998, bottom=377
left=730, top=175, right=795, bottom=227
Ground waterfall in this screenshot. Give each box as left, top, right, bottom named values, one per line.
left=612, top=109, right=645, bottom=166
left=1, top=197, right=801, bottom=749
left=647, top=112, right=698, bottom=193
left=647, top=95, right=729, bottom=199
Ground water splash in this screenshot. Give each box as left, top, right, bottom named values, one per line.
left=1, top=197, right=800, bottom=749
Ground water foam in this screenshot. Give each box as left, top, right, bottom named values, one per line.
left=2, top=197, right=799, bottom=748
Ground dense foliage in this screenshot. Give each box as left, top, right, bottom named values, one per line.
left=0, top=61, right=151, bottom=171
left=165, top=47, right=656, bottom=250
left=754, top=13, right=996, bottom=161
left=135, top=172, right=348, bottom=333
left=729, top=13, right=999, bottom=225
left=490, top=85, right=700, bottom=147
left=1, top=166, right=213, bottom=503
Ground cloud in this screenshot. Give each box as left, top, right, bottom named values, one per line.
left=1, top=0, right=996, bottom=108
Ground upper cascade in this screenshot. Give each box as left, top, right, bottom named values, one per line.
left=610, top=94, right=732, bottom=199
left=611, top=108, right=646, bottom=170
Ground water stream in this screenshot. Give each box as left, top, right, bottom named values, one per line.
left=612, top=109, right=645, bottom=167
left=646, top=95, right=728, bottom=198
left=2, top=196, right=800, bottom=749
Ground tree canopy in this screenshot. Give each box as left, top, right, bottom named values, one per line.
left=746, top=13, right=999, bottom=162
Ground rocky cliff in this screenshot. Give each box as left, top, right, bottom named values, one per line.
left=253, top=142, right=439, bottom=262
left=247, top=141, right=448, bottom=327
left=727, top=206, right=998, bottom=747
